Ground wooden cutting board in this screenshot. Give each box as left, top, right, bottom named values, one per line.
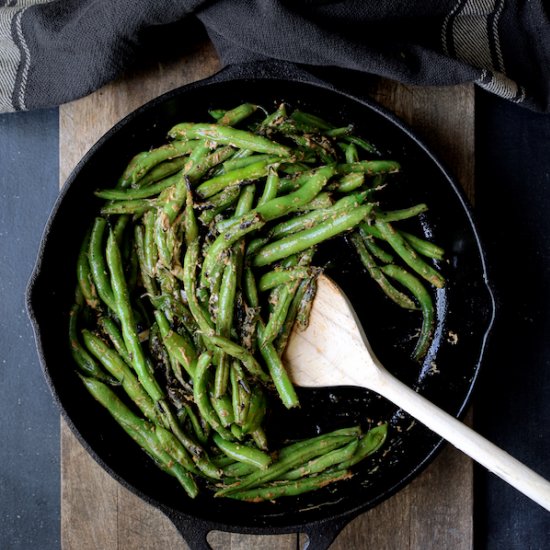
left=59, top=38, right=474, bottom=549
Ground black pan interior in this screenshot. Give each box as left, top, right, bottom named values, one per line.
left=27, top=72, right=494, bottom=532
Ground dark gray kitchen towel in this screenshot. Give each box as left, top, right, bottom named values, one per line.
left=1, top=0, right=549, bottom=113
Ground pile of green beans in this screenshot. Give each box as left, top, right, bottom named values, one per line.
left=70, top=101, right=445, bottom=501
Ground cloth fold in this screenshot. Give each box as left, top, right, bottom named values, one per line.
left=1, top=0, right=549, bottom=113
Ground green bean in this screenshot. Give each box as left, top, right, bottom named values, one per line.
left=226, top=470, right=351, bottom=502
left=345, top=135, right=378, bottom=154
left=251, top=427, right=269, bottom=451
left=124, top=233, right=140, bottom=293
left=256, top=321, right=299, bottom=409
left=211, top=394, right=235, bottom=427
left=207, top=334, right=270, bottom=384
left=260, top=281, right=299, bottom=348
left=344, top=142, right=359, bottom=163
left=278, top=427, right=362, bottom=461
left=215, top=433, right=355, bottom=496
left=183, top=403, right=210, bottom=445
left=275, top=121, right=336, bottom=163
left=68, top=301, right=117, bottom=385
left=98, top=316, right=132, bottom=366
left=133, top=155, right=192, bottom=189
left=243, top=266, right=260, bottom=308
left=295, top=274, right=318, bottom=331
left=254, top=165, right=335, bottom=223
left=375, top=203, right=428, bottom=222
left=253, top=204, right=373, bottom=267
left=198, top=186, right=241, bottom=225
left=294, top=191, right=333, bottom=212
left=211, top=147, right=254, bottom=177
left=106, top=230, right=164, bottom=402
left=178, top=141, right=213, bottom=183
left=88, top=218, right=117, bottom=311
left=157, top=180, right=187, bottom=235
left=200, top=213, right=264, bottom=293
left=223, top=459, right=256, bottom=479
left=234, top=181, right=257, bottom=217
left=399, top=230, right=445, bottom=260
left=188, top=145, right=236, bottom=183
left=195, top=158, right=278, bottom=199
left=153, top=210, right=174, bottom=270
left=101, top=198, right=156, bottom=216
left=155, top=424, right=199, bottom=474
left=279, top=161, right=310, bottom=175
left=76, top=230, right=100, bottom=310
left=350, top=231, right=417, bottom=310
left=217, top=103, right=259, bottom=126
left=331, top=424, right=388, bottom=470
left=208, top=109, right=225, bottom=120
left=230, top=360, right=251, bottom=426
left=168, top=123, right=292, bottom=157
left=274, top=276, right=310, bottom=355
left=375, top=219, right=445, bottom=288
left=258, top=266, right=312, bottom=292
left=183, top=239, right=215, bottom=336
left=241, top=384, right=267, bottom=434
left=237, top=265, right=300, bottom=409
left=257, top=166, right=279, bottom=206
left=154, top=310, right=197, bottom=379
left=336, top=160, right=400, bottom=176
left=83, top=329, right=164, bottom=425
left=269, top=191, right=367, bottom=240
left=258, top=103, right=287, bottom=132
left=159, top=401, right=221, bottom=478
left=290, top=110, right=333, bottom=131
left=213, top=433, right=271, bottom=470
left=380, top=264, right=435, bottom=360
left=141, top=210, right=158, bottom=277
left=118, top=140, right=199, bottom=188
left=193, top=352, right=234, bottom=440
left=330, top=172, right=365, bottom=193
left=97, top=172, right=181, bottom=201
left=358, top=226, right=394, bottom=264
left=221, top=153, right=275, bottom=173
left=325, top=125, right=354, bottom=138
left=279, top=439, right=359, bottom=480
left=214, top=254, right=238, bottom=397
left=81, top=376, right=200, bottom=496
left=362, top=235, right=394, bottom=264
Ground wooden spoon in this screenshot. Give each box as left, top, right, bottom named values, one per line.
left=284, top=274, right=550, bottom=511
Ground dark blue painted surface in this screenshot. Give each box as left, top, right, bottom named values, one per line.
left=0, top=108, right=60, bottom=549
left=474, top=90, right=550, bottom=548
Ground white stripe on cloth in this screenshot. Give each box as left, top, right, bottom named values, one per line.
left=0, top=0, right=54, bottom=112
left=477, top=69, right=524, bottom=101
left=442, top=0, right=522, bottom=104
left=0, top=7, right=22, bottom=111
left=453, top=0, right=498, bottom=70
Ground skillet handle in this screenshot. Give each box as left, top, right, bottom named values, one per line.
left=301, top=519, right=350, bottom=549
left=166, top=514, right=214, bottom=550
left=165, top=510, right=350, bottom=549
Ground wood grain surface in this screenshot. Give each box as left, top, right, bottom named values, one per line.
left=60, top=39, right=474, bottom=550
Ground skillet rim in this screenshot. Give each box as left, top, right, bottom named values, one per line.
left=26, top=62, right=496, bottom=540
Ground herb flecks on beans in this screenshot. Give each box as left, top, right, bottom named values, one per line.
left=73, top=102, right=446, bottom=500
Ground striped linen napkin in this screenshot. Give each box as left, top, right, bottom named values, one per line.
left=1, top=0, right=548, bottom=113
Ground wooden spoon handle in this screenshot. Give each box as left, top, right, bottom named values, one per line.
left=372, top=369, right=550, bottom=511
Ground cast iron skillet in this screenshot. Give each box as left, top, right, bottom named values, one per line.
left=27, top=62, right=495, bottom=549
